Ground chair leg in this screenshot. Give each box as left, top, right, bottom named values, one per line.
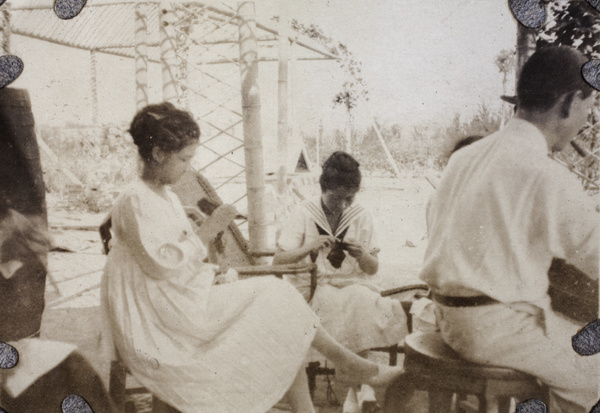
left=456, top=393, right=470, bottom=413
left=306, top=362, right=320, bottom=401
left=428, top=390, right=453, bottom=413
left=497, top=396, right=511, bottom=413
left=125, top=400, right=137, bottom=413
left=305, top=361, right=335, bottom=402
left=383, top=374, right=415, bottom=413
left=388, top=344, right=399, bottom=366
left=479, top=394, right=500, bottom=413
left=109, top=360, right=127, bottom=411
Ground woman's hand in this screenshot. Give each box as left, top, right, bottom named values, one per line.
left=214, top=267, right=239, bottom=284
left=343, top=238, right=367, bottom=259
left=273, top=234, right=336, bottom=265
left=309, top=235, right=337, bottom=254
left=197, top=204, right=239, bottom=245
left=344, top=238, right=379, bottom=275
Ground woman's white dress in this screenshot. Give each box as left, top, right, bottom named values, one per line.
left=102, top=181, right=318, bottom=413
left=277, top=198, right=407, bottom=353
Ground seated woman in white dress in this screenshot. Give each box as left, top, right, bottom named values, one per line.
left=101, top=103, right=404, bottom=413
left=274, top=151, right=408, bottom=412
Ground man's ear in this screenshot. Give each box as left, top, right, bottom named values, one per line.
left=560, top=92, right=576, bottom=118
left=152, top=146, right=166, bottom=163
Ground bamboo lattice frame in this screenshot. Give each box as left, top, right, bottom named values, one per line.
left=8, top=0, right=336, bottom=232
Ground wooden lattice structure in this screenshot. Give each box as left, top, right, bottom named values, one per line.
left=7, top=0, right=337, bottom=249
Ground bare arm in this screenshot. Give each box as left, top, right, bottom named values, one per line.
left=273, top=235, right=336, bottom=265
left=344, top=238, right=379, bottom=275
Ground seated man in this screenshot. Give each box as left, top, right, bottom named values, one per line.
left=420, top=45, right=599, bottom=413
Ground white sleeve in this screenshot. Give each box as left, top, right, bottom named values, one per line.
left=539, top=170, right=599, bottom=279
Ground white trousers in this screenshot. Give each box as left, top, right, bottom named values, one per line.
left=434, top=300, right=598, bottom=413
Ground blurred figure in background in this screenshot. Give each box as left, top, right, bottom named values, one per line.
left=0, top=199, right=113, bottom=412
left=0, top=88, right=112, bottom=412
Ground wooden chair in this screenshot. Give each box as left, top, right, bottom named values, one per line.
left=383, top=332, right=547, bottom=413
left=100, top=169, right=317, bottom=412
left=173, top=170, right=432, bottom=402
left=303, top=283, right=429, bottom=402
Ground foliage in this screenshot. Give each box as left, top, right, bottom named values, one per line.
left=494, top=49, right=516, bottom=93
left=538, top=1, right=600, bottom=58
left=303, top=104, right=508, bottom=175
left=436, top=104, right=510, bottom=165
left=40, top=125, right=137, bottom=212
left=274, top=17, right=369, bottom=112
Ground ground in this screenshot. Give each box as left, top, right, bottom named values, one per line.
left=40, top=175, right=437, bottom=412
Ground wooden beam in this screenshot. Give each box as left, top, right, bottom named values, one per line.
left=135, top=2, right=149, bottom=110
left=160, top=0, right=179, bottom=103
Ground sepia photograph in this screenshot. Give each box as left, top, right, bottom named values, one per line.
left=0, top=0, right=599, bottom=411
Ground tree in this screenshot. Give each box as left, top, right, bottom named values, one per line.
left=537, top=1, right=600, bottom=58
left=271, top=17, right=369, bottom=110
left=495, top=49, right=516, bottom=95
left=273, top=17, right=368, bottom=152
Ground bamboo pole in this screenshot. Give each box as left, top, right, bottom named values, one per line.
left=90, top=50, right=98, bottom=124
left=371, top=116, right=401, bottom=177
left=135, top=2, right=149, bottom=110
left=160, top=0, right=178, bottom=103
left=238, top=1, right=269, bottom=255
left=290, top=39, right=298, bottom=162
left=277, top=1, right=291, bottom=173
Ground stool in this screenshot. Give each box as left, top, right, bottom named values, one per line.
left=384, top=332, right=547, bottom=413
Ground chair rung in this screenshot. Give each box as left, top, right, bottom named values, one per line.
left=126, top=387, right=153, bottom=395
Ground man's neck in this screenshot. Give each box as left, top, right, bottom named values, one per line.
left=515, top=109, right=561, bottom=152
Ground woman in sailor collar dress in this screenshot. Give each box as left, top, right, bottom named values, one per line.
left=274, top=151, right=408, bottom=412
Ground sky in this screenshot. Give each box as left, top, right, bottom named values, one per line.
left=8, top=0, right=518, bottom=137
left=270, top=0, right=518, bottom=130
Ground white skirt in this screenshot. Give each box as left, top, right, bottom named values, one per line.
left=310, top=283, right=408, bottom=353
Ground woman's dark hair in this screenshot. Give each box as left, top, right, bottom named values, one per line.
left=129, top=102, right=200, bottom=162
left=319, top=151, right=361, bottom=191
left=517, top=46, right=593, bottom=112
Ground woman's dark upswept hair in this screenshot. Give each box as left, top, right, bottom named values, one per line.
left=319, top=151, right=361, bottom=191
left=129, top=102, right=200, bottom=162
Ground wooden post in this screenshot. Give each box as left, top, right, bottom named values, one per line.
left=160, top=0, right=178, bottom=103
left=345, top=121, right=352, bottom=153
left=371, top=116, right=401, bottom=177
left=90, top=50, right=98, bottom=124
left=516, top=24, right=536, bottom=90
left=135, top=2, right=149, bottom=110
left=290, top=39, right=298, bottom=162
left=277, top=2, right=291, bottom=172
left=238, top=1, right=269, bottom=254
left=0, top=6, right=11, bottom=55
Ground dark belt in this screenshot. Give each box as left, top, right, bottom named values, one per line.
left=431, top=292, right=498, bottom=307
